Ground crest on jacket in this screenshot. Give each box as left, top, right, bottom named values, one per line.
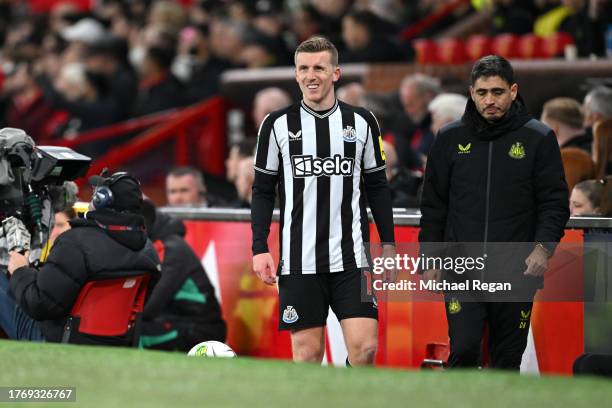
left=509, top=142, right=525, bottom=159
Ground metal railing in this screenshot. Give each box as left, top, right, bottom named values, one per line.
left=159, top=207, right=612, bottom=229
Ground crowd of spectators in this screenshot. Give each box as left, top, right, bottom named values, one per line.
left=1, top=0, right=611, bottom=210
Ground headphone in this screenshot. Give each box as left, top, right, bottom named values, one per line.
left=92, top=171, right=140, bottom=209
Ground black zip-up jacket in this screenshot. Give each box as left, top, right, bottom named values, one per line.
left=10, top=209, right=160, bottom=344
left=143, top=210, right=224, bottom=327
left=419, top=96, right=569, bottom=283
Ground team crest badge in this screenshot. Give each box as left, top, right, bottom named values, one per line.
left=448, top=298, right=461, bottom=314
left=509, top=142, right=525, bottom=159
left=342, top=126, right=357, bottom=142
left=282, top=306, right=299, bottom=323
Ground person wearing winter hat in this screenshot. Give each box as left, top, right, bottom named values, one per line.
left=2, top=170, right=160, bottom=346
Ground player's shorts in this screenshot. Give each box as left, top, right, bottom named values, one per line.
left=278, top=269, right=378, bottom=331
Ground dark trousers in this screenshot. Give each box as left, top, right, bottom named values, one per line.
left=445, top=298, right=533, bottom=370
left=0, top=271, right=45, bottom=341
left=140, top=319, right=227, bottom=352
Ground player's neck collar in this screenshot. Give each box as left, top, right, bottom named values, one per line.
left=301, top=99, right=339, bottom=119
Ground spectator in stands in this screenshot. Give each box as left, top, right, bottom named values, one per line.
left=337, top=82, right=366, bottom=107
left=38, top=61, right=120, bottom=137
left=341, top=10, right=410, bottom=63
left=83, top=36, right=138, bottom=121
left=238, top=34, right=283, bottom=69
left=174, top=24, right=231, bottom=104
left=0, top=171, right=160, bottom=345
left=133, top=45, right=185, bottom=117
left=533, top=0, right=611, bottom=56
left=395, top=73, right=441, bottom=170
left=166, top=166, right=223, bottom=207
left=383, top=140, right=421, bottom=208
left=60, top=18, right=109, bottom=66
left=140, top=199, right=226, bottom=351
left=541, top=97, right=592, bottom=153
left=252, top=87, right=292, bottom=129
left=310, top=0, right=351, bottom=45
left=290, top=4, right=324, bottom=44
left=0, top=55, right=65, bottom=144
left=226, top=139, right=257, bottom=183
left=570, top=178, right=604, bottom=216
left=233, top=156, right=255, bottom=208
left=209, top=18, right=247, bottom=67
left=487, top=0, right=539, bottom=35
left=428, top=92, right=468, bottom=135
left=148, top=0, right=188, bottom=33
left=583, top=86, right=612, bottom=130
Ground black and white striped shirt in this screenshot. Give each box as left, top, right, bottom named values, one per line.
left=252, top=99, right=394, bottom=275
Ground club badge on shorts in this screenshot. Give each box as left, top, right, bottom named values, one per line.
left=282, top=306, right=299, bottom=323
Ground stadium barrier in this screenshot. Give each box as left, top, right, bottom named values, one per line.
left=159, top=207, right=612, bottom=374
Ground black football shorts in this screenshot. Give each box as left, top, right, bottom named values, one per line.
left=278, top=269, right=378, bottom=331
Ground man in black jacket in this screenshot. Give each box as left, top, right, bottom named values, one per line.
left=419, top=55, right=569, bottom=370
left=1, top=171, right=160, bottom=345
left=140, top=199, right=226, bottom=351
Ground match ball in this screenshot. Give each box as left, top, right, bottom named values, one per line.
left=187, top=341, right=237, bottom=358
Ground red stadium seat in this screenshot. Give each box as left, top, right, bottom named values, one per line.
left=437, top=37, right=468, bottom=65
left=561, top=147, right=596, bottom=192
left=465, top=35, right=493, bottom=61
left=61, top=274, right=150, bottom=346
left=413, top=39, right=439, bottom=64
left=542, top=32, right=575, bottom=59
left=518, top=34, right=546, bottom=59
left=491, top=34, right=520, bottom=59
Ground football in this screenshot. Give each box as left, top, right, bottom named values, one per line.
left=187, top=341, right=237, bottom=358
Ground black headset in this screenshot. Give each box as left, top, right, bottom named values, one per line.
left=92, top=171, right=139, bottom=209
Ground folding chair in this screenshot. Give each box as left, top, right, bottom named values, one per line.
left=61, top=274, right=150, bottom=346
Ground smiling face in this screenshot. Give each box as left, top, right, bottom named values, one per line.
left=295, top=50, right=340, bottom=110
left=470, top=75, right=517, bottom=122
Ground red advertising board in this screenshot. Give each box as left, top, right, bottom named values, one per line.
left=183, top=220, right=584, bottom=374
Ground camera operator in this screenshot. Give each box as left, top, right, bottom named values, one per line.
left=0, top=171, right=160, bottom=345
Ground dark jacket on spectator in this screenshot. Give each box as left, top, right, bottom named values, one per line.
left=560, top=131, right=593, bottom=154
left=141, top=208, right=226, bottom=351
left=133, top=72, right=185, bottom=117
left=9, top=209, right=160, bottom=345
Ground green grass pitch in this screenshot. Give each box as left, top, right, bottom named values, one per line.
left=1, top=340, right=611, bottom=407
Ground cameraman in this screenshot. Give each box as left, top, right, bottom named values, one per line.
left=0, top=171, right=160, bottom=345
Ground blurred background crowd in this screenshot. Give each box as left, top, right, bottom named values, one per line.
left=0, top=0, right=611, bottom=212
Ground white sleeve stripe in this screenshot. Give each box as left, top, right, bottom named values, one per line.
left=254, top=166, right=278, bottom=175
left=363, top=164, right=386, bottom=173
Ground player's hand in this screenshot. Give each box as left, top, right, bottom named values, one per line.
left=381, top=244, right=398, bottom=283
left=8, top=251, right=29, bottom=275
left=524, top=245, right=549, bottom=277
left=253, top=252, right=277, bottom=285
left=422, top=269, right=442, bottom=293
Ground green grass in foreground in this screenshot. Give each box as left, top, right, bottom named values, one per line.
left=0, top=340, right=611, bottom=408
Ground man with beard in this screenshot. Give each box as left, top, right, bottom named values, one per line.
left=419, top=55, right=569, bottom=370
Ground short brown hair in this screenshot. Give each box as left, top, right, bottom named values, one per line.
left=542, top=97, right=584, bottom=129
left=294, top=36, right=338, bottom=66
